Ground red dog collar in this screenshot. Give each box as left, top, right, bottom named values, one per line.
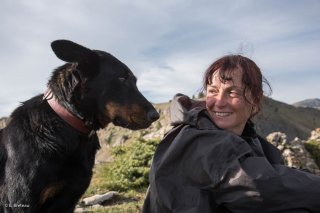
left=43, top=89, right=90, bottom=134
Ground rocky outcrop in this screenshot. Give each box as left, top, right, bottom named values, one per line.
left=310, top=128, right=320, bottom=142
left=266, top=132, right=320, bottom=175
left=0, top=117, right=8, bottom=129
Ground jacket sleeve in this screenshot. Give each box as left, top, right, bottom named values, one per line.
left=179, top=129, right=320, bottom=213
left=212, top=150, right=320, bottom=213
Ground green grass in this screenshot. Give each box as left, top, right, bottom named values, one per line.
left=305, top=140, right=320, bottom=168
left=80, top=138, right=160, bottom=212
left=81, top=162, right=147, bottom=212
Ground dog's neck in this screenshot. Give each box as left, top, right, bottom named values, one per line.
left=43, top=89, right=91, bottom=134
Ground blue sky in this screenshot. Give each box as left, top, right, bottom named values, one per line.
left=1, top=0, right=320, bottom=117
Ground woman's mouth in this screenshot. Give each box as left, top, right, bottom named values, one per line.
left=214, top=111, right=232, bottom=117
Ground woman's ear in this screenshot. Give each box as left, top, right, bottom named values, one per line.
left=250, top=104, right=259, bottom=118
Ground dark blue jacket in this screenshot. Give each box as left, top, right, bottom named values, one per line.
left=142, top=94, right=320, bottom=213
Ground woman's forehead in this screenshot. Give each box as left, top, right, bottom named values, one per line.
left=210, top=69, right=243, bottom=86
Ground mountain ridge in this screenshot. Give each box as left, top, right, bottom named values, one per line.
left=293, top=98, right=320, bottom=109
left=1, top=97, right=320, bottom=164
left=1, top=97, right=320, bottom=144
left=254, top=97, right=320, bottom=140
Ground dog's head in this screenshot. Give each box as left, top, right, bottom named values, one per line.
left=49, top=40, right=159, bottom=130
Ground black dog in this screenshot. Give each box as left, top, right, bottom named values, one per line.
left=0, top=40, right=159, bottom=212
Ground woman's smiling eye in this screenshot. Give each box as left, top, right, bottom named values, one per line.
left=207, top=87, right=219, bottom=96
left=229, top=89, right=242, bottom=97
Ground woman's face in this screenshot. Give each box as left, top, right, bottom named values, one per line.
left=206, top=70, right=254, bottom=135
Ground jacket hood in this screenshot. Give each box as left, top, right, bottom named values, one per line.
left=170, top=93, right=206, bottom=126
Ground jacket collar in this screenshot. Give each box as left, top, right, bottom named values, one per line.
left=241, top=120, right=257, bottom=138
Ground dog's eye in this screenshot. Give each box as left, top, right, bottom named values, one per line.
left=118, top=77, right=126, bottom=82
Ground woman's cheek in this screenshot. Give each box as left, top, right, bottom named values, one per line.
left=206, top=96, right=215, bottom=109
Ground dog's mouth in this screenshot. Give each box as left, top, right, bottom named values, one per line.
left=112, top=116, right=152, bottom=130
left=113, top=117, right=130, bottom=128
left=103, top=102, right=159, bottom=130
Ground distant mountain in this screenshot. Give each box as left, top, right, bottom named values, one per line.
left=2, top=97, right=320, bottom=163
left=293, top=98, right=320, bottom=110
left=254, top=97, right=320, bottom=141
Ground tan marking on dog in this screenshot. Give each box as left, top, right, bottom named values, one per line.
left=104, top=102, right=146, bottom=124
left=39, top=182, right=64, bottom=205
left=105, top=102, right=121, bottom=118
left=126, top=103, right=147, bottom=123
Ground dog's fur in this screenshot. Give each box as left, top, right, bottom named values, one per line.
left=0, top=40, right=159, bottom=212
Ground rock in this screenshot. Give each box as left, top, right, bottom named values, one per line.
left=266, top=132, right=320, bottom=175
left=143, top=125, right=172, bottom=140
left=74, top=207, right=85, bottom=213
left=266, top=132, right=287, bottom=148
left=310, top=128, right=320, bottom=142
left=0, top=117, right=8, bottom=129
left=81, top=191, right=119, bottom=206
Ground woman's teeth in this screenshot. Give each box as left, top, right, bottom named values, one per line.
left=214, top=112, right=231, bottom=117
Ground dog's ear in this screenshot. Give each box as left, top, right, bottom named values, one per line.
left=51, top=40, right=97, bottom=63
left=51, top=40, right=99, bottom=80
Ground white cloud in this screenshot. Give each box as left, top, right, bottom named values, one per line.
left=0, top=0, right=320, bottom=117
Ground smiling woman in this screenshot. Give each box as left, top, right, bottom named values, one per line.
left=206, top=74, right=253, bottom=135
left=203, top=55, right=271, bottom=135
left=142, top=55, right=320, bottom=213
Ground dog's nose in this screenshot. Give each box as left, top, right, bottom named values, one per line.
left=148, top=110, right=160, bottom=122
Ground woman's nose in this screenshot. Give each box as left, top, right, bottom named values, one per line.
left=216, top=93, right=227, bottom=107
left=206, top=92, right=227, bottom=109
